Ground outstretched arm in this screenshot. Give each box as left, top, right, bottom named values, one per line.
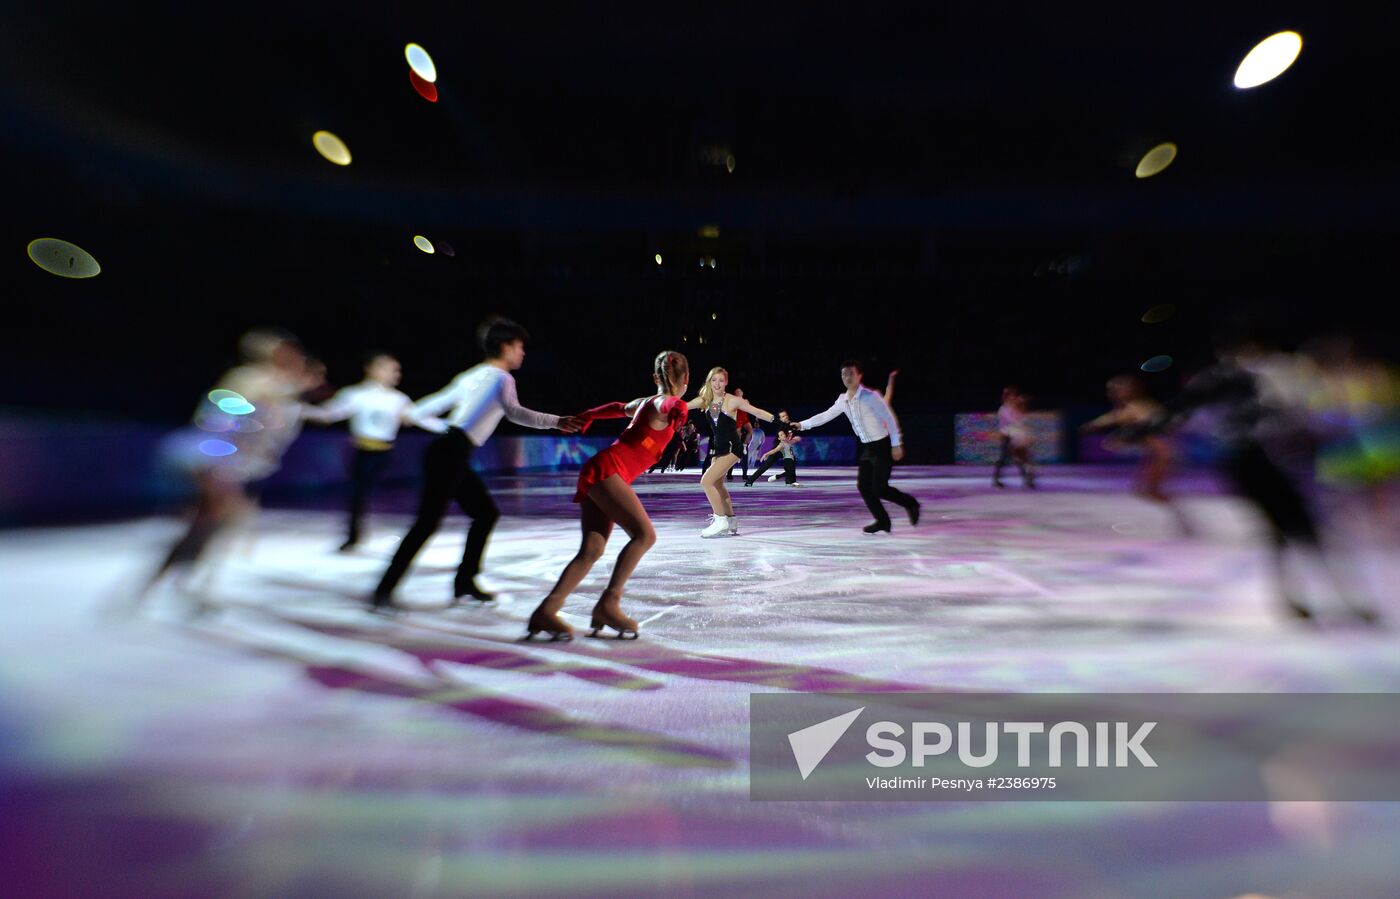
left=499, top=374, right=567, bottom=431
left=411, top=376, right=463, bottom=421
left=301, top=388, right=356, bottom=425
left=796, top=396, right=845, bottom=432
left=570, top=400, right=631, bottom=434
left=1081, top=409, right=1123, bottom=433
left=884, top=370, right=899, bottom=406
left=733, top=396, right=778, bottom=423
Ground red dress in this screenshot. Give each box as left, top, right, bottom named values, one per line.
left=573, top=396, right=688, bottom=503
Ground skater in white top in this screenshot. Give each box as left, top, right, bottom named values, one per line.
left=305, top=352, right=440, bottom=550
left=791, top=359, right=920, bottom=533
left=371, top=318, right=580, bottom=609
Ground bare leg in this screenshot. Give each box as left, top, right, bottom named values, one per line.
left=583, top=476, right=658, bottom=636
left=528, top=498, right=613, bottom=639
left=701, top=453, right=738, bottom=516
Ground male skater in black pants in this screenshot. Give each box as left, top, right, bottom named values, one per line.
left=372, top=318, right=580, bottom=610
left=792, top=360, right=919, bottom=533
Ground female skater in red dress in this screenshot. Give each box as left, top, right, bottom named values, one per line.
left=526, top=350, right=690, bottom=641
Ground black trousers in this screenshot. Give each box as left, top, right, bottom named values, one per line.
left=1223, top=441, right=1318, bottom=545
left=346, top=446, right=394, bottom=544
left=993, top=435, right=1031, bottom=484
left=747, top=455, right=797, bottom=484
left=375, top=429, right=499, bottom=599
left=858, top=437, right=916, bottom=527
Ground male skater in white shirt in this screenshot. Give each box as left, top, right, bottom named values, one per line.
left=792, top=360, right=920, bottom=533
left=306, top=352, right=442, bottom=551
left=372, top=318, right=580, bottom=610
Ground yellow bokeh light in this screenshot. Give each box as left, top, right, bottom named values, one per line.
left=654, top=253, right=663, bottom=265
left=1234, top=31, right=1302, bottom=89
left=312, top=131, right=352, bottom=166
left=698, top=224, right=720, bottom=238
left=1141, top=303, right=1177, bottom=324
left=27, top=238, right=101, bottom=278
left=1135, top=142, right=1177, bottom=178
left=405, top=43, right=437, bottom=83
left=413, top=235, right=435, bottom=254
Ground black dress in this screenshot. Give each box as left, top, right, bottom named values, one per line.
left=708, top=402, right=745, bottom=457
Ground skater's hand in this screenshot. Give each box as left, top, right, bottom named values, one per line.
left=557, top=416, right=584, bottom=434
left=891, top=445, right=905, bottom=462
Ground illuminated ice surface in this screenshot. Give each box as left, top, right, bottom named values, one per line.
left=3, top=466, right=1399, bottom=898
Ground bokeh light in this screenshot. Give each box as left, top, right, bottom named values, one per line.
left=1141, top=355, right=1174, bottom=373
left=1141, top=304, right=1177, bottom=324
left=438, top=240, right=456, bottom=257
left=216, top=397, right=256, bottom=415
left=409, top=69, right=438, bottom=102
left=655, top=254, right=663, bottom=265
left=413, top=235, right=435, bottom=254
left=198, top=439, right=238, bottom=457
left=405, top=43, right=437, bottom=82
left=27, top=238, right=101, bottom=278
left=312, top=131, right=352, bottom=166
left=1135, top=143, right=1178, bottom=179
left=1234, top=31, right=1302, bottom=89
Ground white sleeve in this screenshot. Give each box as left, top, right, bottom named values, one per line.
left=400, top=393, right=447, bottom=432
left=499, top=373, right=561, bottom=430
left=871, top=392, right=902, bottom=447
left=798, top=396, right=846, bottom=431
left=303, top=388, right=358, bottom=424
left=412, top=376, right=463, bottom=420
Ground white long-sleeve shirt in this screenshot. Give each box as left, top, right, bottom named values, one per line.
left=411, top=363, right=560, bottom=446
left=798, top=385, right=902, bottom=447
left=313, top=381, right=415, bottom=443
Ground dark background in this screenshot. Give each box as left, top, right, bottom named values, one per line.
left=3, top=1, right=1397, bottom=426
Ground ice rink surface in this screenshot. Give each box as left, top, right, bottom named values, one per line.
left=3, top=466, right=1398, bottom=898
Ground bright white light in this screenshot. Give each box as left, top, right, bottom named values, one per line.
left=708, top=258, right=716, bottom=269
left=1233, top=31, right=1302, bottom=89
left=654, top=253, right=663, bottom=265
left=1135, top=143, right=1178, bottom=179
left=405, top=43, right=437, bottom=83
left=413, top=235, right=435, bottom=254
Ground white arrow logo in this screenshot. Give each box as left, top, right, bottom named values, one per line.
left=787, top=707, right=865, bottom=780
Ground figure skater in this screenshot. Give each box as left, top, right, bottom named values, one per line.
left=372, top=318, right=580, bottom=611
left=140, top=328, right=318, bottom=604
left=525, top=350, right=691, bottom=640
left=690, top=367, right=783, bottom=537
left=1081, top=375, right=1173, bottom=507
left=744, top=412, right=802, bottom=486
left=792, top=359, right=919, bottom=533
left=992, top=386, right=1036, bottom=488
left=304, top=352, right=439, bottom=550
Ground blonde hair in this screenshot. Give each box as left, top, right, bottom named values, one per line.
left=697, top=366, right=729, bottom=409
left=654, top=350, right=689, bottom=396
